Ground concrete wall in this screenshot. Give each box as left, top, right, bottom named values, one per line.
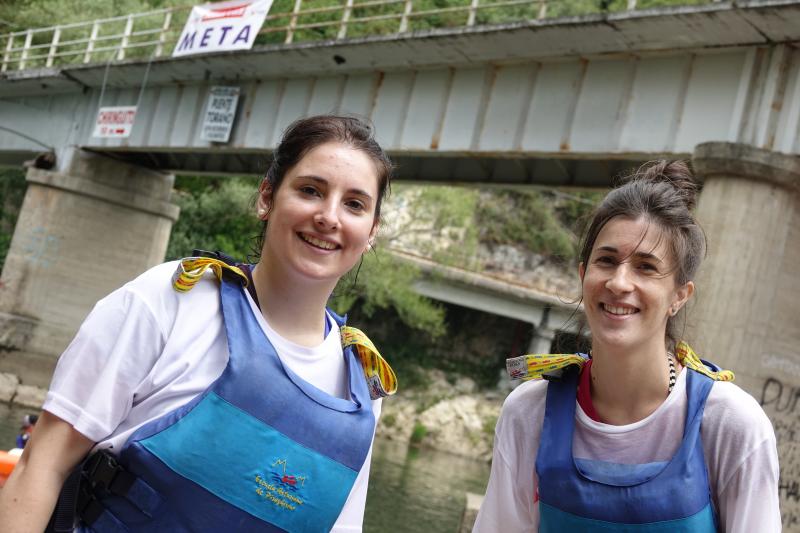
left=692, top=142, right=800, bottom=527
left=0, top=150, right=178, bottom=388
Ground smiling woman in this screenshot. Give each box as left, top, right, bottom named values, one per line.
left=0, top=116, right=397, bottom=533
left=474, top=161, right=781, bottom=532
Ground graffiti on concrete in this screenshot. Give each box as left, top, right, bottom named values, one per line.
left=20, top=227, right=60, bottom=268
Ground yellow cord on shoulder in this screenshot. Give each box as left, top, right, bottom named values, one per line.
left=506, top=353, right=588, bottom=381
left=341, top=326, right=398, bottom=399
left=675, top=341, right=735, bottom=382
left=506, top=341, right=734, bottom=382
left=172, top=257, right=249, bottom=292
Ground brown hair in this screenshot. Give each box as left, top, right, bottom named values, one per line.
left=578, top=160, right=706, bottom=347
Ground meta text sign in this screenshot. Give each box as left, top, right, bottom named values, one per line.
left=172, top=0, right=273, bottom=57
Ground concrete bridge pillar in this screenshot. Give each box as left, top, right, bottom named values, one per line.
left=0, top=149, right=179, bottom=388
left=691, top=142, right=800, bottom=519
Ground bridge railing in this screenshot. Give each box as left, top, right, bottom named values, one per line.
left=0, top=0, right=716, bottom=72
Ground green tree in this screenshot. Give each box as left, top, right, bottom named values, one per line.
left=0, top=168, right=26, bottom=271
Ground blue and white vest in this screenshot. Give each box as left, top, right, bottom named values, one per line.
left=83, top=274, right=376, bottom=532
left=536, top=368, right=718, bottom=532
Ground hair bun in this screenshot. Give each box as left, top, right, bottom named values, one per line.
left=629, top=160, right=699, bottom=210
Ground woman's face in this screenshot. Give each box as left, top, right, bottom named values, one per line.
left=579, top=216, right=693, bottom=353
left=257, top=142, right=380, bottom=285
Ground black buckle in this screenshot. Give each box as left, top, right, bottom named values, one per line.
left=192, top=249, right=236, bottom=265
left=83, top=450, right=135, bottom=497
left=77, top=475, right=105, bottom=527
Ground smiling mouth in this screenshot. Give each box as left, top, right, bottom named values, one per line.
left=601, top=303, right=639, bottom=316
left=298, top=232, right=339, bottom=250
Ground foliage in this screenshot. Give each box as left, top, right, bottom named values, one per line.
left=410, top=421, right=428, bottom=444
left=330, top=250, right=447, bottom=338
left=165, top=176, right=262, bottom=261
left=475, top=188, right=602, bottom=260
left=384, top=185, right=480, bottom=268
left=0, top=168, right=26, bottom=271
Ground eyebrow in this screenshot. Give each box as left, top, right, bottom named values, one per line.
left=298, top=175, right=374, bottom=201
left=597, top=245, right=663, bottom=262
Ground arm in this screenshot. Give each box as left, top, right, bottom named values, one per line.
left=716, top=436, right=781, bottom=533
left=0, top=411, right=95, bottom=533
left=472, top=448, right=538, bottom=533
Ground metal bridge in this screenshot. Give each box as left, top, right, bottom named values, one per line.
left=1, top=1, right=800, bottom=524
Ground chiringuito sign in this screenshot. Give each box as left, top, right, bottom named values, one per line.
left=201, top=86, right=240, bottom=143
left=93, top=106, right=137, bottom=138
left=172, top=0, right=273, bottom=57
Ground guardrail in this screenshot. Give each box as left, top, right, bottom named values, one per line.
left=0, top=0, right=713, bottom=72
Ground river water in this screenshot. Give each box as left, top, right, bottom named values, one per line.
left=0, top=403, right=490, bottom=532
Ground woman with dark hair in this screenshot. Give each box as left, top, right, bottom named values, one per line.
left=474, top=161, right=780, bottom=531
left=0, top=115, right=396, bottom=532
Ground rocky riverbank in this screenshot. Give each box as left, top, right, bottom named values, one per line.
left=376, top=369, right=505, bottom=461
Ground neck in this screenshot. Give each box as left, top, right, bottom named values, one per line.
left=251, top=262, right=335, bottom=347
left=589, top=339, right=673, bottom=425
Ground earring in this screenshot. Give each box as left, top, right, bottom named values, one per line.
left=257, top=208, right=267, bottom=219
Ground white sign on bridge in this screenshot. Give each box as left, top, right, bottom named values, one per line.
left=172, top=0, right=273, bottom=57
left=201, top=86, right=240, bottom=142
left=93, top=106, right=137, bottom=138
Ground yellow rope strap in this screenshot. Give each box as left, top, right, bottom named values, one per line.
left=172, top=257, right=397, bottom=399
left=675, top=341, right=735, bottom=382
left=341, top=326, right=398, bottom=399
left=506, top=341, right=734, bottom=382
left=506, top=353, right=588, bottom=382
left=172, top=257, right=249, bottom=292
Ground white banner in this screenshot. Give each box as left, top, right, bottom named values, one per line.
left=172, top=0, right=273, bottom=57
left=201, top=86, right=240, bottom=142
left=93, top=106, right=137, bottom=138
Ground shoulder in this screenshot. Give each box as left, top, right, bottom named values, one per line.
left=701, top=379, right=777, bottom=484
left=502, top=379, right=549, bottom=420
left=494, top=380, right=549, bottom=454
left=703, top=380, right=774, bottom=440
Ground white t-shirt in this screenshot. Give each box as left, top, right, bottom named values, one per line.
left=473, top=368, right=781, bottom=533
left=43, top=261, right=381, bottom=532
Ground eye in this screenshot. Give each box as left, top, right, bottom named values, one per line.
left=299, top=185, right=321, bottom=197
left=594, top=255, right=615, bottom=265
left=638, top=262, right=658, bottom=272
left=345, top=198, right=367, bottom=212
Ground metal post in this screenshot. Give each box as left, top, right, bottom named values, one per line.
left=338, top=0, right=354, bottom=39
left=285, top=0, right=303, bottom=44
left=399, top=0, right=413, bottom=33
left=84, top=21, right=100, bottom=63
left=537, top=0, right=547, bottom=19
left=19, top=29, right=33, bottom=70
left=117, top=14, right=134, bottom=60
left=467, top=0, right=479, bottom=26
left=1, top=34, right=13, bottom=72
left=155, top=11, right=172, bottom=57
left=46, top=27, right=62, bottom=67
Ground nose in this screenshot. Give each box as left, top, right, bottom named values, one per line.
left=605, top=263, right=634, bottom=294
left=314, top=201, right=339, bottom=231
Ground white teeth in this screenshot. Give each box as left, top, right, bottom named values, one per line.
left=604, top=304, right=637, bottom=315
left=301, top=233, right=337, bottom=250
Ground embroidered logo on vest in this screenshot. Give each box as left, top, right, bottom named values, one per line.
left=254, top=459, right=308, bottom=511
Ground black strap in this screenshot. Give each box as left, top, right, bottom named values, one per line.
left=45, top=466, right=82, bottom=532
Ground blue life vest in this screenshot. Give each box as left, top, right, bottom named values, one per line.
left=82, top=274, right=376, bottom=532
left=536, top=368, right=718, bottom=532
